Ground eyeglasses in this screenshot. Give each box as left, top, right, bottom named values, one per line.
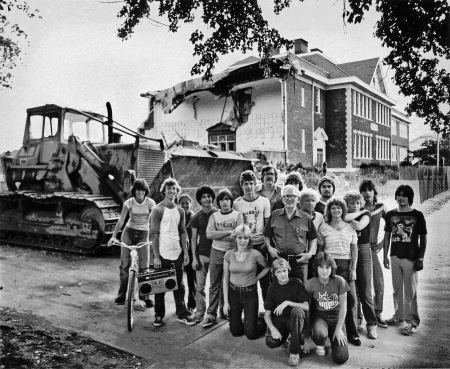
left=283, top=195, right=297, bottom=200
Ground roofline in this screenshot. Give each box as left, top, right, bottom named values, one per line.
left=296, top=51, right=351, bottom=77
left=392, top=108, right=411, bottom=124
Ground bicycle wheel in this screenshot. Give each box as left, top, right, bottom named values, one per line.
left=127, top=270, right=136, bottom=332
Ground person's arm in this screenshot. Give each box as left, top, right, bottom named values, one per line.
left=222, top=256, right=231, bottom=314
left=332, top=292, right=348, bottom=346
left=350, top=242, right=357, bottom=281
left=264, top=310, right=282, bottom=339
left=383, top=231, right=392, bottom=269
left=265, top=236, right=280, bottom=258
left=273, top=300, right=309, bottom=316
left=206, top=214, right=233, bottom=240
left=108, top=206, right=129, bottom=245
left=349, top=214, right=370, bottom=231
left=418, top=234, right=427, bottom=259
left=255, top=265, right=270, bottom=282
left=190, top=227, right=199, bottom=270
left=152, top=233, right=161, bottom=268
left=150, top=206, right=162, bottom=268
left=180, top=231, right=188, bottom=266
left=344, top=209, right=368, bottom=222
left=299, top=220, right=318, bottom=261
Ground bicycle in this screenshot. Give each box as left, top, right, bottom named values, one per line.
left=109, top=239, right=151, bottom=332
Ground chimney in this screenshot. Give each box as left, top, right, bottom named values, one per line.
left=311, top=48, right=323, bottom=53
left=294, top=38, right=309, bottom=54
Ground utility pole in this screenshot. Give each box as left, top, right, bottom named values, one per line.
left=437, top=132, right=440, bottom=169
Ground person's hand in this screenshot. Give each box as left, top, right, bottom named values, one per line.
left=182, top=253, right=190, bottom=267
left=223, top=302, right=230, bottom=315
left=274, top=301, right=290, bottom=316
left=332, top=327, right=348, bottom=346
left=192, top=258, right=199, bottom=270
left=297, top=253, right=310, bottom=263
left=413, top=259, right=424, bottom=271
left=269, top=326, right=282, bottom=340
left=350, top=269, right=357, bottom=281
left=268, top=246, right=280, bottom=259
left=372, top=241, right=383, bottom=253
left=154, top=257, right=162, bottom=269
left=107, top=237, right=118, bottom=247
left=383, top=256, right=390, bottom=269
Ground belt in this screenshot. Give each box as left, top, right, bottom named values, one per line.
left=229, top=282, right=256, bottom=292
left=279, top=254, right=308, bottom=265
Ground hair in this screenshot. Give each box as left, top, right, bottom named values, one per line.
left=318, top=175, right=336, bottom=194
left=312, top=251, right=337, bottom=278
left=216, top=188, right=234, bottom=209
left=131, top=178, right=149, bottom=198
left=271, top=258, right=291, bottom=275
left=343, top=190, right=365, bottom=208
left=395, top=184, right=414, bottom=205
left=281, top=184, right=300, bottom=197
left=261, top=165, right=278, bottom=182
left=285, top=171, right=305, bottom=191
left=232, top=224, right=253, bottom=250
left=195, top=185, right=216, bottom=204
left=299, top=188, right=320, bottom=204
left=160, top=177, right=181, bottom=195
left=178, top=193, right=192, bottom=204
left=324, top=196, right=348, bottom=223
left=239, top=170, right=258, bottom=187
left=359, top=179, right=378, bottom=204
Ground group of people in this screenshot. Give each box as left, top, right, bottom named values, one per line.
left=108, top=165, right=428, bottom=366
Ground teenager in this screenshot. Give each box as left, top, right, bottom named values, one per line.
left=315, top=176, right=336, bottom=215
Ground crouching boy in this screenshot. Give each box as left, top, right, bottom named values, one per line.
left=264, top=258, right=309, bottom=367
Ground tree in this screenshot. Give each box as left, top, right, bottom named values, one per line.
left=0, top=0, right=40, bottom=89
left=410, top=138, right=450, bottom=166
left=115, top=0, right=450, bottom=135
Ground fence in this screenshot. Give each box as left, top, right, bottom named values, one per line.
left=399, top=166, right=450, bottom=203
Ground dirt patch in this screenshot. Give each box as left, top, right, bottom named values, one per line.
left=0, top=307, right=149, bottom=369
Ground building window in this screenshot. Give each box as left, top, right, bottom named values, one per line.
left=301, top=88, right=305, bottom=107
left=399, top=146, right=408, bottom=162
left=301, top=129, right=306, bottom=153
left=392, top=121, right=397, bottom=136
left=391, top=144, right=397, bottom=162
left=376, top=135, right=390, bottom=160
left=375, top=102, right=390, bottom=126
left=209, top=134, right=235, bottom=151
left=314, top=87, right=321, bottom=113
left=353, top=130, right=373, bottom=159
left=353, top=91, right=372, bottom=120
left=399, top=123, right=408, bottom=138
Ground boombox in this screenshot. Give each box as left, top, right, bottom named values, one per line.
left=138, top=264, right=178, bottom=297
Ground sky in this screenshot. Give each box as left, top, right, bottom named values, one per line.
left=0, top=0, right=436, bottom=154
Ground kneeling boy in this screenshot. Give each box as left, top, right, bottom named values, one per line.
left=264, top=259, right=309, bottom=366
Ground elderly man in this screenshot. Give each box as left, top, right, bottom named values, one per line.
left=264, top=185, right=318, bottom=284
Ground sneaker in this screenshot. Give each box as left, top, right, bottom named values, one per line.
left=194, top=313, right=204, bottom=323
left=349, top=336, right=362, bottom=346
left=153, top=316, right=165, bottom=328
left=402, top=324, right=417, bottom=336
left=288, top=353, right=300, bottom=366
left=144, top=299, right=154, bottom=308
left=315, top=345, right=326, bottom=356
left=202, top=316, right=217, bottom=328
left=114, top=296, right=125, bottom=305
left=376, top=315, right=388, bottom=328
left=178, top=315, right=198, bottom=326
left=386, top=316, right=403, bottom=326
left=367, top=324, right=378, bottom=339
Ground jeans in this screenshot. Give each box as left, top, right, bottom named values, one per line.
left=195, top=255, right=210, bottom=316
left=265, top=307, right=305, bottom=354
left=334, top=259, right=358, bottom=338
left=371, top=246, right=385, bottom=316
left=185, top=247, right=196, bottom=310
left=253, top=244, right=271, bottom=301
left=355, top=243, right=377, bottom=325
left=154, top=253, right=188, bottom=319
left=206, top=248, right=225, bottom=317
left=391, top=256, right=420, bottom=326
left=311, top=311, right=349, bottom=365
left=118, top=228, right=149, bottom=299
left=228, top=283, right=265, bottom=340
left=279, top=254, right=308, bottom=284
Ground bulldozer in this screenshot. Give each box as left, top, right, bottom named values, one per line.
left=0, top=103, right=253, bottom=253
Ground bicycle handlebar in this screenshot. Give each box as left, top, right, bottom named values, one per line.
left=109, top=239, right=151, bottom=250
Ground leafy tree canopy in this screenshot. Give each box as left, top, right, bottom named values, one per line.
left=0, top=0, right=39, bottom=89
left=116, top=0, right=450, bottom=136
left=410, top=137, right=450, bottom=166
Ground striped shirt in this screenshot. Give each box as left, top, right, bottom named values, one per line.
left=318, top=223, right=357, bottom=260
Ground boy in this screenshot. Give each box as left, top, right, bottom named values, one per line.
left=383, top=185, right=427, bottom=335
left=314, top=176, right=336, bottom=215
left=264, top=258, right=309, bottom=367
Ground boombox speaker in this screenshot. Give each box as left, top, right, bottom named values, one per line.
left=138, top=263, right=178, bottom=297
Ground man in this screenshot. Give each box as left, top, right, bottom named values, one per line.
left=273, top=171, right=306, bottom=211
left=150, top=178, right=196, bottom=327
left=383, top=185, right=427, bottom=335
left=233, top=170, right=271, bottom=300
left=264, top=258, right=310, bottom=367
left=256, top=165, right=283, bottom=212
left=360, top=179, right=389, bottom=328
left=314, top=176, right=336, bottom=215
left=264, top=185, right=317, bottom=284
left=189, top=186, right=218, bottom=324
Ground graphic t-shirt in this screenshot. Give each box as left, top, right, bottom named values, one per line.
left=233, top=196, right=271, bottom=246
left=190, top=209, right=217, bottom=257
left=305, top=276, right=350, bottom=318
left=264, top=278, right=309, bottom=318
left=207, top=210, right=241, bottom=252
left=124, top=197, right=156, bottom=231
left=384, top=208, right=427, bottom=261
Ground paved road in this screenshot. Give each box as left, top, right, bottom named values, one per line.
left=1, top=197, right=450, bottom=368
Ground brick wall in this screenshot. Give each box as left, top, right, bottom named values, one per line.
left=324, top=89, right=347, bottom=168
